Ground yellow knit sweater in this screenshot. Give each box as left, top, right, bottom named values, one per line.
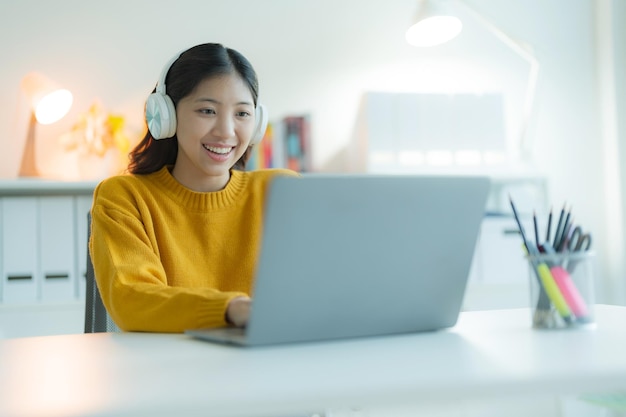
left=89, top=166, right=298, bottom=332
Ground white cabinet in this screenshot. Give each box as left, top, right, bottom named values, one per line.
left=0, top=180, right=96, bottom=337
left=1, top=195, right=92, bottom=304
left=1, top=197, right=39, bottom=303
left=476, top=216, right=531, bottom=285
left=463, top=215, right=536, bottom=311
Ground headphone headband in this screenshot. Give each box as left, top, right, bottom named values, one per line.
left=155, top=51, right=183, bottom=95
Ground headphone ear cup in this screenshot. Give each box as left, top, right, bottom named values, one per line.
left=146, top=92, right=177, bottom=140
left=250, top=103, right=268, bottom=145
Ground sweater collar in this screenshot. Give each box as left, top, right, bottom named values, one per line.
left=151, top=166, right=248, bottom=211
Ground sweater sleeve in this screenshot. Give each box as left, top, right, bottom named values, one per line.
left=90, top=187, right=248, bottom=333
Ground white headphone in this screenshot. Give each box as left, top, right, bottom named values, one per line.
left=145, top=51, right=268, bottom=144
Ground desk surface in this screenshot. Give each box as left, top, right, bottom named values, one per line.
left=1, top=305, right=626, bottom=417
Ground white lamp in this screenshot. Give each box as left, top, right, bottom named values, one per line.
left=19, top=72, right=73, bottom=177
left=406, top=0, right=540, bottom=162
left=406, top=0, right=463, bottom=47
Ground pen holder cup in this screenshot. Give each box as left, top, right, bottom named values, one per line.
left=526, top=251, right=596, bottom=330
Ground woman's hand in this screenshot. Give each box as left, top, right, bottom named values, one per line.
left=226, top=296, right=251, bottom=327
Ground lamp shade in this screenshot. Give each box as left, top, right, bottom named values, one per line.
left=21, top=72, right=73, bottom=124
left=406, top=0, right=463, bottom=47
left=18, top=72, right=73, bottom=177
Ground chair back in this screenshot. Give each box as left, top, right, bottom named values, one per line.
left=84, top=212, right=120, bottom=333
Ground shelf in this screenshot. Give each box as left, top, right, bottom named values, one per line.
left=0, top=179, right=97, bottom=196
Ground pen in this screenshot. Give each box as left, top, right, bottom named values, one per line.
left=508, top=197, right=532, bottom=255
left=533, top=211, right=540, bottom=251
left=556, top=206, right=572, bottom=251
left=557, top=217, right=574, bottom=253
left=545, top=206, right=552, bottom=243
left=552, top=203, right=566, bottom=249
left=509, top=197, right=573, bottom=323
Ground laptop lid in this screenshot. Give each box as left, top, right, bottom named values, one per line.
left=188, top=174, right=490, bottom=346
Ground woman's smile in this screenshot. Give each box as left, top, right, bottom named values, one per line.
left=202, top=144, right=235, bottom=161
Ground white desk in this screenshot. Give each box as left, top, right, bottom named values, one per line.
left=1, top=305, right=626, bottom=417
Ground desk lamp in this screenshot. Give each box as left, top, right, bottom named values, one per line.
left=406, top=0, right=463, bottom=47
left=405, top=0, right=540, bottom=162
left=19, top=72, right=73, bottom=177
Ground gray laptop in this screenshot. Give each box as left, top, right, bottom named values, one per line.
left=186, top=174, right=490, bottom=346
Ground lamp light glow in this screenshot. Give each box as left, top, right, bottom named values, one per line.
left=18, top=72, right=73, bottom=177
left=21, top=72, right=73, bottom=124
left=34, top=89, right=73, bottom=125
left=406, top=15, right=463, bottom=47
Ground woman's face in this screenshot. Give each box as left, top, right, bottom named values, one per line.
left=171, top=73, right=256, bottom=192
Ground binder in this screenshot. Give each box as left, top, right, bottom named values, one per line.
left=1, top=197, right=39, bottom=303
left=39, top=197, right=77, bottom=302
left=75, top=195, right=94, bottom=300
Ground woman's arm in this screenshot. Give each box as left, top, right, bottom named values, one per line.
left=90, top=202, right=248, bottom=333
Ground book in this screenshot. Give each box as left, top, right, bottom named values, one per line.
left=247, top=123, right=275, bottom=170
left=283, top=115, right=311, bottom=172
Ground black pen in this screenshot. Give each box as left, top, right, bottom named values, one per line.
left=554, top=205, right=572, bottom=251
left=509, top=196, right=532, bottom=254
left=533, top=210, right=540, bottom=251
left=546, top=206, right=552, bottom=243
left=557, top=217, right=574, bottom=252
left=557, top=206, right=572, bottom=250
left=552, top=203, right=566, bottom=248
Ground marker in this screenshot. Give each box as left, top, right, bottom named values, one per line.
left=533, top=258, right=574, bottom=322
left=542, top=242, right=590, bottom=321
left=509, top=196, right=573, bottom=323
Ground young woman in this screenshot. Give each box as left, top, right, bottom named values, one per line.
left=89, top=43, right=298, bottom=332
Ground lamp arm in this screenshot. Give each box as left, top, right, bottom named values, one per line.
left=456, top=0, right=540, bottom=162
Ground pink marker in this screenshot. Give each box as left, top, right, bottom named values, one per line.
left=550, top=266, right=589, bottom=319
left=542, top=242, right=589, bottom=320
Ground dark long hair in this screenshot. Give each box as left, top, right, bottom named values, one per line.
left=128, top=43, right=259, bottom=174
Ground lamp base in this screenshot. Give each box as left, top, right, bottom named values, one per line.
left=19, top=113, right=40, bottom=177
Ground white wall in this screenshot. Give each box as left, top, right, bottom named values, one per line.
left=0, top=1, right=622, bottom=302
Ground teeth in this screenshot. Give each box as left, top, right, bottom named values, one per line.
left=203, top=145, right=232, bottom=154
